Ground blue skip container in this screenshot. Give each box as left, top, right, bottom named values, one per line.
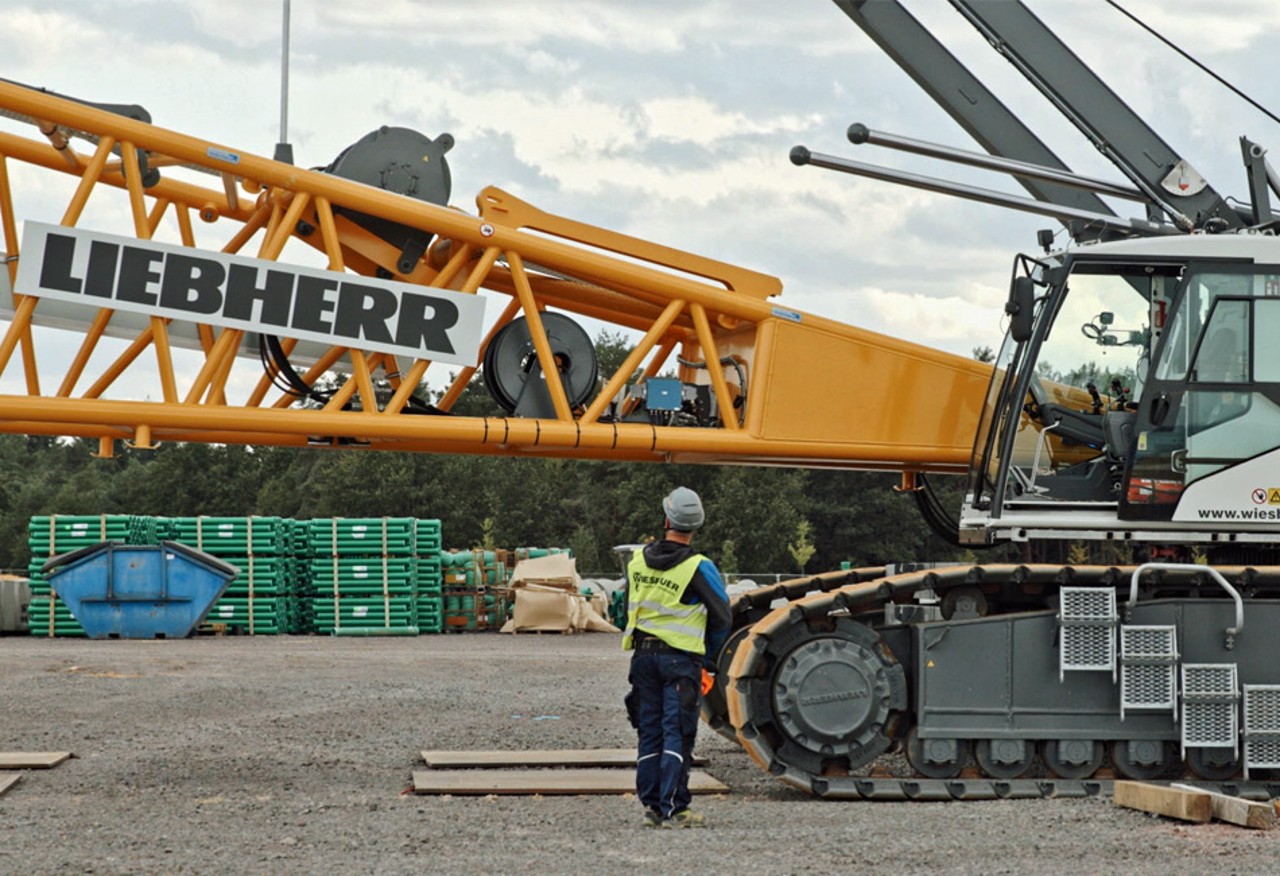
left=42, top=541, right=239, bottom=639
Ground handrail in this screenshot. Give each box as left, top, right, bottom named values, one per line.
left=1129, top=562, right=1243, bottom=648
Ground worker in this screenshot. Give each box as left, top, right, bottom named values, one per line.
left=622, top=486, right=730, bottom=829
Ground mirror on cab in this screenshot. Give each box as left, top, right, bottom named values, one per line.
left=1007, top=276, right=1035, bottom=342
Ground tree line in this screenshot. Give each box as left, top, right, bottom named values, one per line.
left=0, top=432, right=980, bottom=578
left=2, top=334, right=1057, bottom=578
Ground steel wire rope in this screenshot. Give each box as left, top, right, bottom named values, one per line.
left=1105, top=1, right=1280, bottom=127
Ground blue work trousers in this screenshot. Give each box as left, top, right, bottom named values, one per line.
left=628, top=649, right=701, bottom=818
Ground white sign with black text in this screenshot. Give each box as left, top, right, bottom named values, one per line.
left=15, top=221, right=486, bottom=367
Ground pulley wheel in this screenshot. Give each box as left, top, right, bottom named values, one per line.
left=324, top=127, right=454, bottom=274
left=483, top=313, right=598, bottom=414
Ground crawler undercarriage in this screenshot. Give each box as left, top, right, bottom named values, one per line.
left=704, top=563, right=1280, bottom=797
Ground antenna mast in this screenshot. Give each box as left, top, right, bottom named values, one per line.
left=273, top=0, right=293, bottom=164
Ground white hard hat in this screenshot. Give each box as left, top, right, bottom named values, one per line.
left=663, top=486, right=705, bottom=531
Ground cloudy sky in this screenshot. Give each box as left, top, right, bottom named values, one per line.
left=3, top=0, right=1280, bottom=395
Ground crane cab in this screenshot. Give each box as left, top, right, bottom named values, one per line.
left=963, top=234, right=1280, bottom=546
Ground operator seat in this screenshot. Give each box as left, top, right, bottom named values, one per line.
left=1102, top=410, right=1137, bottom=464
left=1037, top=403, right=1104, bottom=449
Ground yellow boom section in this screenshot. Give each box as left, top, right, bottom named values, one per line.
left=0, top=80, right=989, bottom=473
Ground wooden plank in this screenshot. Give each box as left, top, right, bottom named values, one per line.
left=0, top=752, right=72, bottom=769
left=412, top=767, right=729, bottom=796
left=1171, top=783, right=1277, bottom=830
left=421, top=748, right=708, bottom=769
left=0, top=773, right=20, bottom=798
left=1113, top=780, right=1211, bottom=823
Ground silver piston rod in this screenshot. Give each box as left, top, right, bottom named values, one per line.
left=847, top=123, right=1148, bottom=203
left=789, top=145, right=1172, bottom=238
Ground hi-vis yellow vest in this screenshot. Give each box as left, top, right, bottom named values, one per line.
left=622, top=552, right=709, bottom=655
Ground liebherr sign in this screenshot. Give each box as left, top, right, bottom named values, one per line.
left=15, top=222, right=486, bottom=367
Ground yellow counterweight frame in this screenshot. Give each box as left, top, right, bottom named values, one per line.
left=0, top=80, right=991, bottom=473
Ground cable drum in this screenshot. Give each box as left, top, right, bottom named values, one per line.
left=483, top=313, right=598, bottom=415
left=322, top=126, right=454, bottom=275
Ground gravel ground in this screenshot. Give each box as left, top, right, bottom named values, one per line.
left=2, top=633, right=1277, bottom=875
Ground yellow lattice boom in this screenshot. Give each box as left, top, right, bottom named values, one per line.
left=0, top=79, right=990, bottom=473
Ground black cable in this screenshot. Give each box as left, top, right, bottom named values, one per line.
left=1105, top=0, right=1280, bottom=128
left=256, top=334, right=450, bottom=414
left=258, top=334, right=330, bottom=403
left=912, top=475, right=961, bottom=545
left=677, top=355, right=748, bottom=426
left=912, top=474, right=1002, bottom=549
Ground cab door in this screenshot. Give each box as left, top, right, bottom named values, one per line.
left=1123, top=264, right=1280, bottom=521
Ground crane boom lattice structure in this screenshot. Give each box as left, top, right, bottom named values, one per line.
left=0, top=79, right=986, bottom=471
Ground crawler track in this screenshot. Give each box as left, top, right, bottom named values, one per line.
left=708, top=563, right=1280, bottom=798
left=770, top=777, right=1280, bottom=801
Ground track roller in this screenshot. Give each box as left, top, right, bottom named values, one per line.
left=975, top=739, right=1035, bottom=779
left=1110, top=739, right=1179, bottom=780
left=1039, top=739, right=1104, bottom=779
left=1186, top=748, right=1241, bottom=781
left=905, top=727, right=969, bottom=779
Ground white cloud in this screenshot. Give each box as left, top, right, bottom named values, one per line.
left=639, top=96, right=818, bottom=146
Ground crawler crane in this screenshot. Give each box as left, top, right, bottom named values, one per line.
left=5, top=1, right=1280, bottom=797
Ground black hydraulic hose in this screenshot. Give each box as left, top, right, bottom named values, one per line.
left=256, top=334, right=448, bottom=414
left=913, top=473, right=1001, bottom=549
left=913, top=484, right=960, bottom=545
left=258, top=334, right=329, bottom=403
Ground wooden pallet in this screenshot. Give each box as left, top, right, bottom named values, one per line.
left=421, top=747, right=708, bottom=769
left=412, top=767, right=728, bottom=796
left=0, top=752, right=72, bottom=769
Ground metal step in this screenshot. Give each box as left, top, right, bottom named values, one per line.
left=1059, top=586, right=1118, bottom=681
left=1181, top=663, right=1239, bottom=759
left=1119, top=624, right=1178, bottom=720
left=1243, top=684, right=1280, bottom=780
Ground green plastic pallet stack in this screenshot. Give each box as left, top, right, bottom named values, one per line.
left=282, top=519, right=312, bottom=633
left=25, top=513, right=456, bottom=637
left=414, top=519, right=443, bottom=633
left=26, top=514, right=160, bottom=637
left=441, top=550, right=481, bottom=631
left=169, top=517, right=292, bottom=635
left=25, top=558, right=85, bottom=638
left=306, top=518, right=419, bottom=635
